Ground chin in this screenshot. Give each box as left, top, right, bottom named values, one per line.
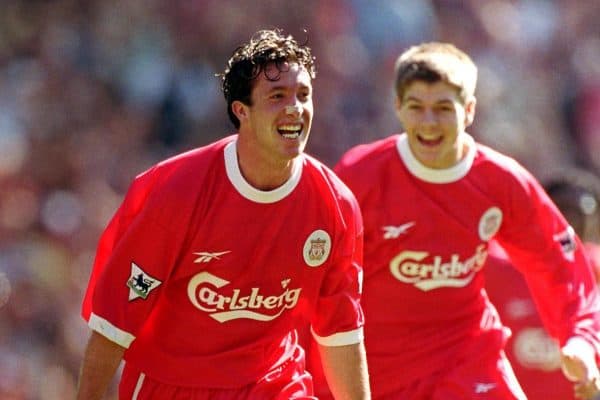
left=283, top=140, right=306, bottom=155
left=286, top=149, right=303, bottom=159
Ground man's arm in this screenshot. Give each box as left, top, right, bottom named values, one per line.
left=77, top=330, right=126, bottom=400
left=318, top=341, right=370, bottom=400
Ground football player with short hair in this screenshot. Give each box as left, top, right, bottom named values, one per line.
left=77, top=29, right=370, bottom=400
left=331, top=42, right=600, bottom=399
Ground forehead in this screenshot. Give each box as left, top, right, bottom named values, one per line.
left=253, top=62, right=312, bottom=91
left=402, top=80, right=461, bottom=103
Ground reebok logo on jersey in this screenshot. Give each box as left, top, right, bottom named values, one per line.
left=382, top=222, right=415, bottom=239
left=127, top=262, right=162, bottom=300
left=553, top=226, right=576, bottom=261
left=187, top=271, right=301, bottom=322
left=389, top=244, right=488, bottom=291
left=193, top=251, right=231, bottom=263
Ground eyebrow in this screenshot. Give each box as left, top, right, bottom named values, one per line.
left=266, top=83, right=311, bottom=92
left=404, top=96, right=454, bottom=105
left=266, top=85, right=287, bottom=92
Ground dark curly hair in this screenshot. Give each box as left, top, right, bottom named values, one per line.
left=544, top=168, right=600, bottom=239
left=221, top=29, right=316, bottom=129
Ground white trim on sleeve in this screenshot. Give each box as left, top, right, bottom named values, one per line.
left=311, top=326, right=364, bottom=347
left=561, top=336, right=597, bottom=367
left=88, top=312, right=136, bottom=348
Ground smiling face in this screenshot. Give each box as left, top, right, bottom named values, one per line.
left=396, top=80, right=476, bottom=169
left=233, top=62, right=313, bottom=166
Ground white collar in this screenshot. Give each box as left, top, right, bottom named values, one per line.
left=396, top=133, right=475, bottom=183
left=224, top=140, right=303, bottom=203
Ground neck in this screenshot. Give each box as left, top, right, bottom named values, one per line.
left=236, top=139, right=296, bottom=191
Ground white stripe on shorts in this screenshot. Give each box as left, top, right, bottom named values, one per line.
left=132, top=372, right=146, bottom=400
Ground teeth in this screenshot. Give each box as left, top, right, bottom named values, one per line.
left=278, top=123, right=302, bottom=139
left=418, top=135, right=442, bottom=143
left=279, top=124, right=301, bottom=131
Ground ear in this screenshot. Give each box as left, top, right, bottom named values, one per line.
left=394, top=96, right=403, bottom=120
left=464, top=96, right=477, bottom=127
left=231, top=100, right=249, bottom=124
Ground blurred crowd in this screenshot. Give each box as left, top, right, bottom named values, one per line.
left=0, top=0, right=599, bottom=398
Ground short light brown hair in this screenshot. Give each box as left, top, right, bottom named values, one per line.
left=394, top=42, right=477, bottom=104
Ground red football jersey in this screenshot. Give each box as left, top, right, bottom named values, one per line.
left=334, top=133, right=600, bottom=397
left=82, top=135, right=365, bottom=387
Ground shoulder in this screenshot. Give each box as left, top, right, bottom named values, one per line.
left=303, top=154, right=357, bottom=202
left=125, top=135, right=235, bottom=220
left=334, top=135, right=401, bottom=194
left=140, top=135, right=233, bottom=191
left=153, top=136, right=233, bottom=179
left=471, top=141, right=549, bottom=207
left=303, top=155, right=362, bottom=227
left=473, top=142, right=538, bottom=187
left=335, top=135, right=400, bottom=172
left=474, top=142, right=521, bottom=170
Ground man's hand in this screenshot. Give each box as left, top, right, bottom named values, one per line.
left=561, top=337, right=600, bottom=399
left=573, top=379, right=600, bottom=400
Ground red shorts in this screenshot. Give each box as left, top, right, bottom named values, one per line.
left=119, top=347, right=317, bottom=400
left=309, top=335, right=527, bottom=400
left=378, top=349, right=526, bottom=400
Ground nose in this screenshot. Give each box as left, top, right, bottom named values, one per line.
left=285, top=104, right=302, bottom=117
left=422, top=108, right=437, bottom=124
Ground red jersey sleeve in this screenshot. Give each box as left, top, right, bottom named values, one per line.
left=81, top=165, right=188, bottom=348
left=81, top=167, right=155, bottom=322
left=497, top=165, right=600, bottom=354
left=310, top=170, right=365, bottom=346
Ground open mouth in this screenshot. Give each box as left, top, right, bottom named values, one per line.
left=277, top=123, right=303, bottom=139
left=417, top=135, right=443, bottom=147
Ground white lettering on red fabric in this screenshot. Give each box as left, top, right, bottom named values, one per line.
left=187, top=271, right=301, bottom=322
left=389, top=245, right=488, bottom=291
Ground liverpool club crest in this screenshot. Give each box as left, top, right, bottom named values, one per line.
left=303, top=230, right=331, bottom=267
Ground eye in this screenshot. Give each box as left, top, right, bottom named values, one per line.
left=269, top=92, right=285, bottom=100
left=434, top=101, right=456, bottom=112
left=298, top=91, right=311, bottom=102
